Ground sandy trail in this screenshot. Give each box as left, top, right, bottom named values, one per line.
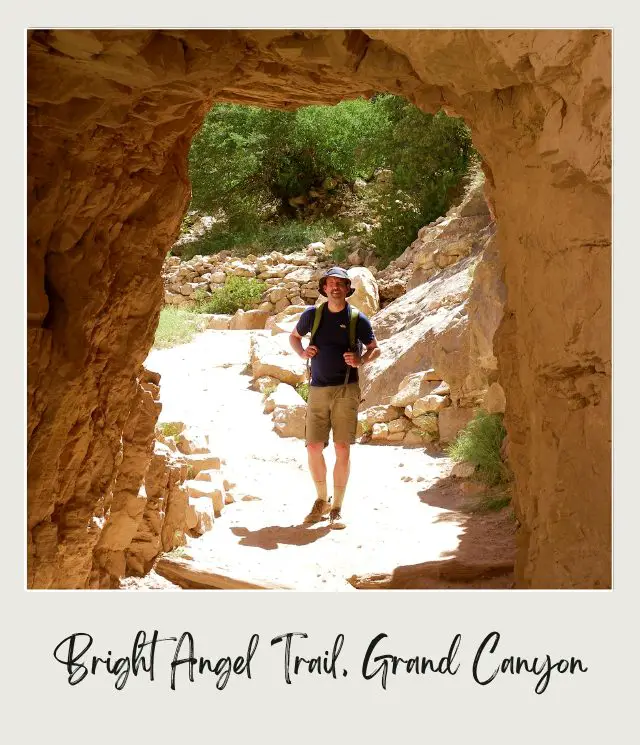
left=132, top=329, right=514, bottom=591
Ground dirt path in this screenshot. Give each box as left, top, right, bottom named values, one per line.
left=126, top=329, right=515, bottom=591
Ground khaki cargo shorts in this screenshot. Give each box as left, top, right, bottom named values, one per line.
left=305, top=382, right=360, bottom=446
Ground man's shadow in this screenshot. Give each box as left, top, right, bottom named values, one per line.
left=231, top=524, right=332, bottom=550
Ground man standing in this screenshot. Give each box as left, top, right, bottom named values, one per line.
left=289, top=267, right=380, bottom=529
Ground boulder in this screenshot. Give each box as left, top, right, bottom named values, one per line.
left=451, top=461, right=476, bottom=478
left=181, top=453, right=221, bottom=475
left=228, top=261, right=255, bottom=277
left=361, top=404, right=402, bottom=424
left=347, top=266, right=379, bottom=319
left=230, top=309, right=270, bottom=330
left=185, top=479, right=225, bottom=516
left=390, top=372, right=443, bottom=407
left=411, top=413, right=439, bottom=441
left=249, top=332, right=294, bottom=365
left=438, top=407, right=474, bottom=444
left=371, top=422, right=389, bottom=441
left=274, top=297, right=290, bottom=313
left=269, top=287, right=288, bottom=303
left=359, top=255, right=475, bottom=408
left=412, top=394, right=450, bottom=415
left=252, top=354, right=306, bottom=386
left=403, top=429, right=426, bottom=446
left=387, top=417, right=412, bottom=434
left=285, top=267, right=318, bottom=283
left=264, top=383, right=307, bottom=414
left=484, top=382, right=506, bottom=414
left=194, top=468, right=223, bottom=483
left=270, top=316, right=302, bottom=336
left=206, top=314, right=232, bottom=330
left=253, top=375, right=281, bottom=394
left=387, top=431, right=406, bottom=442
left=265, top=304, right=307, bottom=333
left=175, top=428, right=209, bottom=455
left=187, top=496, right=215, bottom=535
left=272, top=404, right=306, bottom=439
left=431, top=381, right=451, bottom=396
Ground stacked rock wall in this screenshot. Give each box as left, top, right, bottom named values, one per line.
left=27, top=30, right=611, bottom=588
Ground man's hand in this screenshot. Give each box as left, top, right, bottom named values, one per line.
left=302, top=345, right=318, bottom=360
left=343, top=351, right=361, bottom=367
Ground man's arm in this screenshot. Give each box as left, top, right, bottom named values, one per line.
left=289, top=327, right=317, bottom=359
left=344, top=339, right=380, bottom=368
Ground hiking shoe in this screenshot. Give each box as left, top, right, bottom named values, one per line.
left=329, top=508, right=346, bottom=530
left=303, top=498, right=330, bottom=525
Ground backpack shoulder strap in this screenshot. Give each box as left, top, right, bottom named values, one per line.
left=348, top=304, right=359, bottom=351
left=309, top=303, right=325, bottom=345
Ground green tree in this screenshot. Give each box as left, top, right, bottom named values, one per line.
left=185, top=96, right=475, bottom=264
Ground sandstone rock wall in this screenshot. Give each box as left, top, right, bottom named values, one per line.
left=27, top=30, right=611, bottom=588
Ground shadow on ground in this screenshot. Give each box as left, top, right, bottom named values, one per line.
left=231, top=524, right=332, bottom=550
left=348, top=474, right=517, bottom=590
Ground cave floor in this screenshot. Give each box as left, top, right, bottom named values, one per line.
left=122, top=329, right=515, bottom=591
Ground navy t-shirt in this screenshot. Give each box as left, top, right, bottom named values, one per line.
left=296, top=303, right=375, bottom=386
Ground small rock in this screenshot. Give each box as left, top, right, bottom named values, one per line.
left=451, top=461, right=476, bottom=478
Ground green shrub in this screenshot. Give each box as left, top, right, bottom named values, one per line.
left=154, top=307, right=203, bottom=349
left=157, top=422, right=183, bottom=438
left=447, top=410, right=510, bottom=486
left=295, top=383, right=309, bottom=402
left=186, top=96, right=476, bottom=266
left=193, top=275, right=268, bottom=315
left=331, top=243, right=348, bottom=263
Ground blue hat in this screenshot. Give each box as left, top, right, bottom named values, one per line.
left=319, top=266, right=355, bottom=297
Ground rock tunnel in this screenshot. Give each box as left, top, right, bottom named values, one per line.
left=27, top=29, right=611, bottom=589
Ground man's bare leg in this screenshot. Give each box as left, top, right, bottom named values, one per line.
left=331, top=442, right=350, bottom=528
left=304, top=442, right=330, bottom=523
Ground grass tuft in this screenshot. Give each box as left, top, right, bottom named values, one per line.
left=154, top=306, right=204, bottom=349
left=447, top=409, right=510, bottom=486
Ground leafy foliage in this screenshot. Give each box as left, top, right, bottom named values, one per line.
left=157, top=422, right=184, bottom=438
left=295, top=383, right=310, bottom=402
left=186, top=95, right=475, bottom=264
left=193, top=276, right=268, bottom=315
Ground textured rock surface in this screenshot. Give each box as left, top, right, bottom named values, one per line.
left=361, top=249, right=488, bottom=408
left=90, top=368, right=162, bottom=588
left=347, top=266, right=379, bottom=318
left=27, top=29, right=611, bottom=588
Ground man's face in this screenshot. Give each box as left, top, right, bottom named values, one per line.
left=325, top=276, right=349, bottom=299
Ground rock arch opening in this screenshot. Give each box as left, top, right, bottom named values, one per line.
left=27, top=29, right=611, bottom=589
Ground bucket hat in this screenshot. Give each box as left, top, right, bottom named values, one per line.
left=318, top=266, right=355, bottom=297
